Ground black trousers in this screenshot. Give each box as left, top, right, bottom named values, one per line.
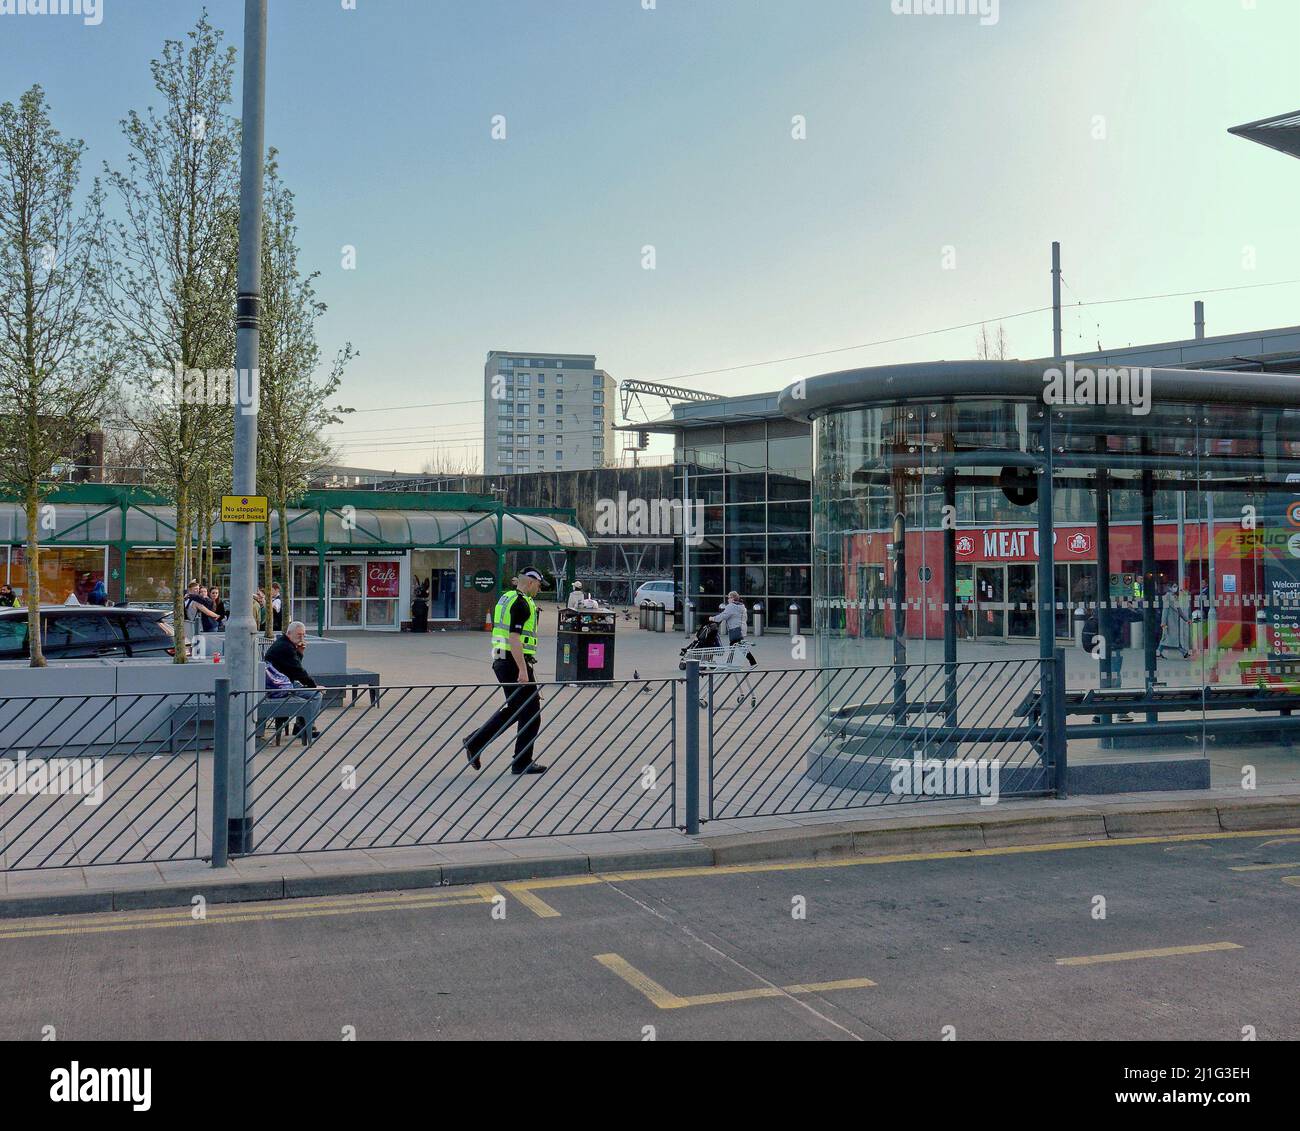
left=464, top=656, right=540, bottom=771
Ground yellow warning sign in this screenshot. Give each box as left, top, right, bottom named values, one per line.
left=220, top=494, right=269, bottom=523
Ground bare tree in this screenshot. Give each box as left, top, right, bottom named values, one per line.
left=0, top=86, right=114, bottom=665
left=419, top=450, right=478, bottom=477
left=97, top=13, right=240, bottom=659
left=976, top=323, right=1009, bottom=360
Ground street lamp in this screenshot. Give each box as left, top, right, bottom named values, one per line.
left=224, top=0, right=268, bottom=855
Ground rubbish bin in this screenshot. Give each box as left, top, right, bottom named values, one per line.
left=556, top=608, right=617, bottom=682
left=752, top=601, right=764, bottom=638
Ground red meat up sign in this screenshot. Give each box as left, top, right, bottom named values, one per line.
left=954, top=528, right=1094, bottom=561
left=366, top=560, right=400, bottom=598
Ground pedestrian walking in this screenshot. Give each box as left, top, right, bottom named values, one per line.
left=710, top=590, right=757, bottom=667
left=1158, top=581, right=1190, bottom=660
left=462, top=567, right=547, bottom=776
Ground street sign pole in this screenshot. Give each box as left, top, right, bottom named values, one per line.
left=225, top=0, right=268, bottom=855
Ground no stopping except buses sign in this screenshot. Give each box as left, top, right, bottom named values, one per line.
left=220, top=495, right=269, bottom=523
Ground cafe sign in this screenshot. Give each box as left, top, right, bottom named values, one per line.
left=366, top=560, right=400, bottom=599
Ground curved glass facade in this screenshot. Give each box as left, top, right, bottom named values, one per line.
left=810, top=386, right=1300, bottom=775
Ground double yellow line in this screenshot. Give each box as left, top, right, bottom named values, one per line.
left=0, top=885, right=500, bottom=940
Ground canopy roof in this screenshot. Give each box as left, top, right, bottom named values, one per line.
left=0, top=502, right=588, bottom=551
left=778, top=360, right=1300, bottom=421
left=1228, top=110, right=1300, bottom=161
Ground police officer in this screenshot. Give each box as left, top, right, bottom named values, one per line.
left=462, top=567, right=548, bottom=775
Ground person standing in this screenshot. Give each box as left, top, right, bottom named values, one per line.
left=270, top=582, right=284, bottom=632
left=183, top=581, right=216, bottom=637
left=462, top=567, right=547, bottom=775
left=210, top=586, right=228, bottom=631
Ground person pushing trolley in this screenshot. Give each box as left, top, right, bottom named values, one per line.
left=462, top=567, right=548, bottom=776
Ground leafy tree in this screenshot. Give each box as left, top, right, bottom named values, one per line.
left=0, top=86, right=113, bottom=665
left=98, top=12, right=239, bottom=660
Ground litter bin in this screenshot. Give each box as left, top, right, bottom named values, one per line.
left=556, top=608, right=617, bottom=682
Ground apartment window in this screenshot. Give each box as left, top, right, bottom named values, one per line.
left=555, top=452, right=563, bottom=462
left=593, top=406, right=604, bottom=419
left=593, top=390, right=603, bottom=403
left=592, top=375, right=601, bottom=387
left=519, top=374, right=530, bottom=385
left=537, top=390, right=545, bottom=399
left=497, top=404, right=511, bottom=417
left=556, top=374, right=564, bottom=385
left=557, top=360, right=564, bottom=368
left=537, top=373, right=544, bottom=384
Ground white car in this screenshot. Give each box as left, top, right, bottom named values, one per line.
left=633, top=580, right=676, bottom=609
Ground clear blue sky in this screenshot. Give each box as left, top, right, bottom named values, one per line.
left=4, top=0, right=1300, bottom=470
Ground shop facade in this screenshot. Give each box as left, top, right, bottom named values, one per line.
left=0, top=487, right=588, bottom=634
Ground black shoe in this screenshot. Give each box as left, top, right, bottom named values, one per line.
left=512, top=763, right=548, bottom=776
left=462, top=738, right=480, bottom=771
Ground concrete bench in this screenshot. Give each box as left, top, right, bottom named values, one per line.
left=314, top=668, right=381, bottom=708
left=167, top=697, right=318, bottom=752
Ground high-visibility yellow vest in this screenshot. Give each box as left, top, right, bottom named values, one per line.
left=491, top=590, right=539, bottom=657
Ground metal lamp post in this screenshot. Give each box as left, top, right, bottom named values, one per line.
left=224, top=0, right=268, bottom=855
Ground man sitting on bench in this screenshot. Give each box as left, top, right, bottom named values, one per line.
left=265, top=621, right=323, bottom=739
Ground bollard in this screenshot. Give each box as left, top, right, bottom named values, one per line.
left=789, top=602, right=800, bottom=637
left=211, top=678, right=230, bottom=868
left=654, top=601, right=666, bottom=632
left=684, top=600, right=695, bottom=635
left=639, top=601, right=649, bottom=630
left=684, top=660, right=700, bottom=834
left=752, top=601, right=764, bottom=638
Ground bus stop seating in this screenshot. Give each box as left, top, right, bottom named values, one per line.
left=1014, top=684, right=1300, bottom=747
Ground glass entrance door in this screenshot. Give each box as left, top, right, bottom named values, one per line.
left=293, top=563, right=320, bottom=629
left=329, top=563, right=364, bottom=628
left=1007, top=563, right=1037, bottom=638
left=975, top=566, right=1005, bottom=638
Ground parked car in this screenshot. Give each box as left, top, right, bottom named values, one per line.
left=633, top=580, right=677, bottom=610
left=0, top=606, right=176, bottom=662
